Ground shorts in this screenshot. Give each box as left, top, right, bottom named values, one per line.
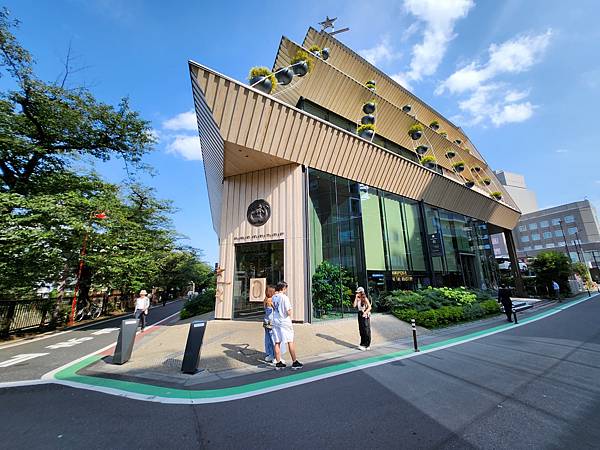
left=272, top=322, right=294, bottom=344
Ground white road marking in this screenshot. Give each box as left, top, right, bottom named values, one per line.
left=46, top=337, right=94, bottom=349
left=91, top=328, right=119, bottom=336
left=0, top=353, right=49, bottom=368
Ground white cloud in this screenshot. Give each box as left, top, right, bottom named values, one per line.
left=555, top=148, right=570, bottom=153
left=437, top=29, right=552, bottom=126
left=166, top=135, right=202, bottom=161
left=162, top=110, right=197, bottom=131
left=394, top=0, right=474, bottom=87
left=390, top=72, right=413, bottom=91
left=359, top=36, right=401, bottom=66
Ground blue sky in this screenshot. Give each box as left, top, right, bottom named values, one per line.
left=4, top=0, right=600, bottom=263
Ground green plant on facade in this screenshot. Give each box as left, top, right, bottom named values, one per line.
left=531, top=251, right=572, bottom=295
left=480, top=177, right=491, bottom=186
left=357, top=123, right=375, bottom=134
left=490, top=191, right=502, bottom=200
left=408, top=123, right=424, bottom=135
left=365, top=79, right=376, bottom=90
left=291, top=50, right=314, bottom=73
left=248, top=66, right=277, bottom=93
left=308, top=44, right=321, bottom=54
left=420, top=155, right=436, bottom=165
left=452, top=161, right=465, bottom=170
left=439, top=130, right=448, bottom=137
left=311, top=261, right=355, bottom=315
left=445, top=150, right=456, bottom=158
left=429, top=120, right=440, bottom=129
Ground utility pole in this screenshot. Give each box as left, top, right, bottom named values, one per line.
left=558, top=219, right=572, bottom=262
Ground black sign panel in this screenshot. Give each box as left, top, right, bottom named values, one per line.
left=428, top=232, right=443, bottom=257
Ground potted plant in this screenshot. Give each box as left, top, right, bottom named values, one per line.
left=415, top=145, right=429, bottom=155
left=362, top=101, right=376, bottom=114
left=471, top=166, right=482, bottom=173
left=402, top=104, right=412, bottom=113
left=321, top=47, right=331, bottom=60
left=445, top=150, right=456, bottom=159
left=357, top=124, right=375, bottom=140
left=439, top=131, right=448, bottom=138
left=420, top=155, right=437, bottom=169
left=454, top=139, right=462, bottom=145
left=408, top=123, right=424, bottom=140
left=452, top=161, right=465, bottom=173
left=361, top=114, right=375, bottom=125
left=429, top=120, right=440, bottom=131
left=248, top=67, right=277, bottom=94
left=308, top=44, right=322, bottom=57
left=490, top=191, right=503, bottom=200
left=464, top=179, right=475, bottom=188
left=365, top=79, right=376, bottom=91
left=291, top=50, right=313, bottom=77
left=480, top=177, right=491, bottom=186
left=274, top=67, right=294, bottom=86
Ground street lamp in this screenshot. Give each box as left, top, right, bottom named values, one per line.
left=558, top=219, right=572, bottom=261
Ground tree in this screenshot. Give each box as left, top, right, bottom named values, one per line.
left=0, top=8, right=155, bottom=194
left=571, top=262, right=592, bottom=289
left=531, top=252, right=572, bottom=295
left=311, top=261, right=355, bottom=315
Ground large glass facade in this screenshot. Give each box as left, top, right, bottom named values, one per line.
left=308, top=168, right=498, bottom=319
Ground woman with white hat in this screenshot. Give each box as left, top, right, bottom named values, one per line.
left=134, top=289, right=150, bottom=331
left=353, top=287, right=372, bottom=350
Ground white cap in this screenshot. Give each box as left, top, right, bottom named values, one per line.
left=356, top=287, right=365, bottom=294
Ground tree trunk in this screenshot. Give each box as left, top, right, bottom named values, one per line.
left=50, top=263, right=70, bottom=327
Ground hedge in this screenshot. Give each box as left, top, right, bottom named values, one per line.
left=393, top=300, right=500, bottom=329
left=180, top=287, right=216, bottom=319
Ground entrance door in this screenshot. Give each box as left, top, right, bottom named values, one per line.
left=460, top=254, right=478, bottom=288
left=233, top=240, right=284, bottom=319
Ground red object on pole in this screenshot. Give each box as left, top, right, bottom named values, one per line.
left=94, top=212, right=108, bottom=219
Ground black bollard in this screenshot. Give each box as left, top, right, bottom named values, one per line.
left=411, top=319, right=419, bottom=352
left=112, top=318, right=139, bottom=364
left=181, top=320, right=207, bottom=374
left=513, top=310, right=518, bottom=324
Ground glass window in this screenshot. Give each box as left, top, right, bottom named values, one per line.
left=534, top=245, right=543, bottom=250
left=532, top=233, right=541, bottom=241
left=543, top=231, right=552, bottom=239
left=564, top=215, right=575, bottom=223
left=546, top=243, right=555, bottom=248
left=554, top=230, right=562, bottom=238
left=360, top=187, right=386, bottom=271
left=558, top=242, right=566, bottom=247
left=382, top=195, right=409, bottom=271
left=540, top=220, right=549, bottom=228
left=528, top=223, right=538, bottom=230
left=403, top=201, right=426, bottom=272
left=521, top=236, right=530, bottom=243
left=568, top=227, right=578, bottom=235
left=523, top=246, right=532, bottom=251
left=518, top=225, right=527, bottom=232
left=551, top=218, right=560, bottom=226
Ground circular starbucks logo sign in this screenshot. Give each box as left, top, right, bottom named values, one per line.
left=247, top=199, right=271, bottom=227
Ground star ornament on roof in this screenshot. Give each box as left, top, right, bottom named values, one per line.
left=318, top=16, right=337, bottom=32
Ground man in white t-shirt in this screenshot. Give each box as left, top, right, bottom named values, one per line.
left=134, top=289, right=150, bottom=331
left=272, top=281, right=303, bottom=370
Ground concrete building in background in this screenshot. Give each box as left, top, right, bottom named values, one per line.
left=494, top=170, right=538, bottom=214
left=191, top=27, right=523, bottom=321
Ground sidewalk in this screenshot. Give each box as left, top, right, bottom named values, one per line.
left=73, top=295, right=575, bottom=392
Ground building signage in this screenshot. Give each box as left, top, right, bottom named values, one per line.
left=428, top=232, right=443, bottom=257
left=233, top=232, right=284, bottom=242
left=247, top=199, right=271, bottom=227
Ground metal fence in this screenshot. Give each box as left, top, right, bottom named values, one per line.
left=0, top=299, right=53, bottom=336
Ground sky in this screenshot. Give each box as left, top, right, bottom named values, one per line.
left=3, top=0, right=600, bottom=264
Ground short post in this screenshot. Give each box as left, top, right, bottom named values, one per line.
left=512, top=310, right=518, bottom=324
left=411, top=318, right=419, bottom=352
left=112, top=318, right=139, bottom=364
left=181, top=320, right=207, bottom=374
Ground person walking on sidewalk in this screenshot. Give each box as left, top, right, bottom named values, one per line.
left=353, top=287, right=372, bottom=350
left=134, top=289, right=150, bottom=331
left=552, top=280, right=561, bottom=302
left=498, top=284, right=513, bottom=322
left=263, top=285, right=286, bottom=365
left=272, top=281, right=303, bottom=370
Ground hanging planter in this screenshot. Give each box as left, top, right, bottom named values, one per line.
left=439, top=131, right=448, bottom=138
left=480, top=177, right=491, bottom=186
left=362, top=101, right=376, bottom=114
left=445, top=150, right=456, bottom=159
left=490, top=191, right=503, bottom=200
left=248, top=67, right=277, bottom=94
left=471, top=166, right=482, bottom=173
left=402, top=104, right=412, bottom=113
left=452, top=161, right=465, bottom=173
left=408, top=123, right=424, bottom=140
left=290, top=50, right=313, bottom=77
left=357, top=124, right=375, bottom=140
left=415, top=145, right=429, bottom=155
left=361, top=114, right=375, bottom=125
left=429, top=120, right=440, bottom=131
left=308, top=44, right=322, bottom=58
left=274, top=67, right=294, bottom=86
left=321, top=47, right=331, bottom=60
left=365, top=79, right=376, bottom=91
left=464, top=179, right=475, bottom=188
left=454, top=139, right=462, bottom=145
left=420, top=155, right=437, bottom=169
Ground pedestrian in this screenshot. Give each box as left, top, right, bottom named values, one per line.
left=161, top=290, right=167, bottom=307
left=134, top=289, right=150, bottom=331
left=498, top=284, right=513, bottom=322
left=552, top=280, right=561, bottom=302
left=263, top=285, right=286, bottom=365
left=353, top=287, right=372, bottom=350
left=272, top=281, right=303, bottom=370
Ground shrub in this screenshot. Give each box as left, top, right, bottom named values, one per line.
left=408, top=123, right=424, bottom=134
left=357, top=123, right=375, bottom=134
left=531, top=252, right=572, bottom=295
left=180, top=287, right=216, bottom=319
left=420, top=155, right=436, bottom=165
left=308, top=44, right=321, bottom=54
left=312, top=261, right=354, bottom=314
left=291, top=50, right=314, bottom=73
left=248, top=67, right=277, bottom=93
left=480, top=300, right=501, bottom=315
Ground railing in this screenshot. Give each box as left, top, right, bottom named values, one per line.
left=0, top=299, right=53, bottom=337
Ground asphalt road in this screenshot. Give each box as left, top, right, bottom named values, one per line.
left=1, top=296, right=599, bottom=449
left=0, top=300, right=184, bottom=382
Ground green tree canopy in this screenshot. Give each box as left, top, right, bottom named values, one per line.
left=531, top=251, right=572, bottom=295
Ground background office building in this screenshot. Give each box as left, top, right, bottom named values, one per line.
left=191, top=27, right=522, bottom=322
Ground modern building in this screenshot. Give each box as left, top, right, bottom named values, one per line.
left=191, top=27, right=522, bottom=322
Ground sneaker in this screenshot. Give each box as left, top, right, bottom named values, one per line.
left=280, top=359, right=286, bottom=365
left=264, top=356, right=274, bottom=363
left=291, top=360, right=303, bottom=370
left=365, top=346, right=371, bottom=351
left=275, top=361, right=286, bottom=370
left=357, top=345, right=366, bottom=351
